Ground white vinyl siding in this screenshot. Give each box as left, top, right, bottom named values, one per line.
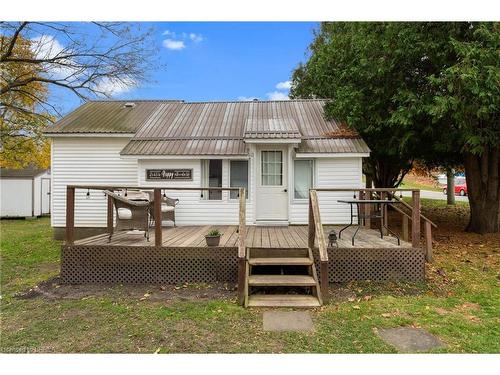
left=138, top=159, right=254, bottom=225
left=51, top=137, right=138, bottom=227
left=289, top=157, right=363, bottom=224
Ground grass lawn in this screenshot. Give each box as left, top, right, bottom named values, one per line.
left=1, top=204, right=499, bottom=353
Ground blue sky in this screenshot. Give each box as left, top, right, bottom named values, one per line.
left=56, top=22, right=318, bottom=114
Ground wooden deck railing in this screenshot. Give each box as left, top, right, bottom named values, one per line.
left=308, top=190, right=329, bottom=303
left=309, top=187, right=436, bottom=262
left=65, top=184, right=248, bottom=304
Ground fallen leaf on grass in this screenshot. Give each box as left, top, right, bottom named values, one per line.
left=154, top=348, right=161, bottom=354
left=352, top=305, right=360, bottom=310
left=381, top=313, right=391, bottom=318
left=434, top=308, right=449, bottom=316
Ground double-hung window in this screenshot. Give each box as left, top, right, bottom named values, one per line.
left=293, top=159, right=313, bottom=199
left=229, top=160, right=249, bottom=199
left=201, top=160, right=222, bottom=200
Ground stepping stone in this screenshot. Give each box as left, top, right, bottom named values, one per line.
left=263, top=311, right=314, bottom=332
left=376, top=327, right=446, bottom=352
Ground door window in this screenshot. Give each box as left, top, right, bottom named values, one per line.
left=261, top=151, right=283, bottom=186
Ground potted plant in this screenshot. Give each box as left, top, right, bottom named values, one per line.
left=205, top=229, right=222, bottom=247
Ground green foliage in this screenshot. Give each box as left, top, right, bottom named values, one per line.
left=291, top=22, right=477, bottom=186
left=427, top=23, right=499, bottom=156
left=207, top=229, right=222, bottom=237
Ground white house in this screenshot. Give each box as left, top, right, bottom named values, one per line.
left=45, top=99, right=370, bottom=239
left=0, top=167, right=51, bottom=218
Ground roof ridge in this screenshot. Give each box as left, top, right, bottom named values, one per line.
left=86, top=98, right=328, bottom=104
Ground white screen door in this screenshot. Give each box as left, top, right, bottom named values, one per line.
left=256, top=148, right=288, bottom=221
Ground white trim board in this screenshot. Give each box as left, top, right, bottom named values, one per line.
left=121, top=154, right=250, bottom=160
left=295, top=152, right=370, bottom=158
left=45, top=133, right=136, bottom=138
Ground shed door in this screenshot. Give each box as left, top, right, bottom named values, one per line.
left=256, top=148, right=288, bottom=221
left=41, top=178, right=51, bottom=215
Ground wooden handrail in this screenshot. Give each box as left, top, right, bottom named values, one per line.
left=312, top=188, right=420, bottom=192
left=309, top=190, right=329, bottom=303
left=66, top=185, right=241, bottom=191
left=391, top=193, right=437, bottom=228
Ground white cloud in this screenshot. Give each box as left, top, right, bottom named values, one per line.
left=266, top=91, right=290, bottom=100
left=161, top=30, right=204, bottom=50
left=94, top=77, right=137, bottom=97
left=162, top=39, right=186, bottom=50
left=275, top=80, right=292, bottom=90
left=30, top=35, right=80, bottom=79
left=189, top=33, right=204, bottom=43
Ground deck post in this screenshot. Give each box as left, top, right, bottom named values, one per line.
left=107, top=194, right=114, bottom=238
left=380, top=191, right=388, bottom=235
left=65, top=186, right=75, bottom=245
left=237, top=188, right=247, bottom=306
left=411, top=190, right=421, bottom=248
left=154, top=188, right=162, bottom=246
left=402, top=215, right=409, bottom=242
left=424, top=220, right=433, bottom=262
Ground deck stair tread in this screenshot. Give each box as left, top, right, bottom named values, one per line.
left=247, top=294, right=321, bottom=307
left=248, top=257, right=313, bottom=266
left=248, top=275, right=317, bottom=286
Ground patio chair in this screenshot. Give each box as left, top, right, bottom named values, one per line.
left=146, top=191, right=179, bottom=227
left=104, top=190, right=150, bottom=242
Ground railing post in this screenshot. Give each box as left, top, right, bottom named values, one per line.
left=411, top=190, right=421, bottom=248
left=154, top=188, right=162, bottom=246
left=380, top=191, right=388, bottom=235
left=308, top=193, right=315, bottom=248
left=361, top=190, right=371, bottom=228
left=402, top=215, right=409, bottom=242
left=65, top=186, right=75, bottom=245
left=237, top=188, right=247, bottom=306
left=424, top=221, right=433, bottom=262
left=107, top=193, right=114, bottom=238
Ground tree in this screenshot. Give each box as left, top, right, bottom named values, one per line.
left=428, top=23, right=499, bottom=233
left=1, top=22, right=159, bottom=168
left=290, top=22, right=468, bottom=188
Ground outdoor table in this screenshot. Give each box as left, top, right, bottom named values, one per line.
left=337, top=199, right=401, bottom=246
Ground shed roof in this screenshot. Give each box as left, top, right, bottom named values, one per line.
left=0, top=167, right=48, bottom=178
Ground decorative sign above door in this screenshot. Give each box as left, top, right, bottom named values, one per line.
left=146, top=169, right=193, bottom=181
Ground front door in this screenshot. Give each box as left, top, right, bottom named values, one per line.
left=256, top=148, right=288, bottom=221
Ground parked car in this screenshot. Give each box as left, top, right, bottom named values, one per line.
left=443, top=182, right=467, bottom=196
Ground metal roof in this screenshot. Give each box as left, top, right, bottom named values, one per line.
left=121, top=139, right=247, bottom=156
left=0, top=167, right=49, bottom=178
left=45, top=99, right=369, bottom=155
left=45, top=100, right=184, bottom=134
left=297, top=138, right=370, bottom=154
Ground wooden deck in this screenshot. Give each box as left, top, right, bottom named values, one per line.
left=75, top=225, right=411, bottom=249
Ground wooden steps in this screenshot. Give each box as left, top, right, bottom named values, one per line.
left=248, top=257, right=313, bottom=266
left=244, top=247, right=322, bottom=308
left=247, top=294, right=321, bottom=307
left=248, top=275, right=317, bottom=287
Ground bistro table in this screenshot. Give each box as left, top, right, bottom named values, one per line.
left=337, top=199, right=401, bottom=246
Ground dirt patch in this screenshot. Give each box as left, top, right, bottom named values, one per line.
left=14, top=277, right=237, bottom=303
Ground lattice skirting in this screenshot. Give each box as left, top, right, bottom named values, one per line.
left=61, top=245, right=238, bottom=284
left=313, top=247, right=425, bottom=283
left=61, top=245, right=425, bottom=284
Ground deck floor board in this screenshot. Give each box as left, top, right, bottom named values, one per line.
left=74, top=224, right=412, bottom=249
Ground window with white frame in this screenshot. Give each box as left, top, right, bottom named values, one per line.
left=230, top=160, right=249, bottom=199
left=201, top=160, right=222, bottom=200
left=261, top=150, right=283, bottom=186
left=294, top=159, right=313, bottom=199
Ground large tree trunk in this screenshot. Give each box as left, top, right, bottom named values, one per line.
left=446, top=168, right=456, bottom=205
left=464, top=148, right=500, bottom=233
